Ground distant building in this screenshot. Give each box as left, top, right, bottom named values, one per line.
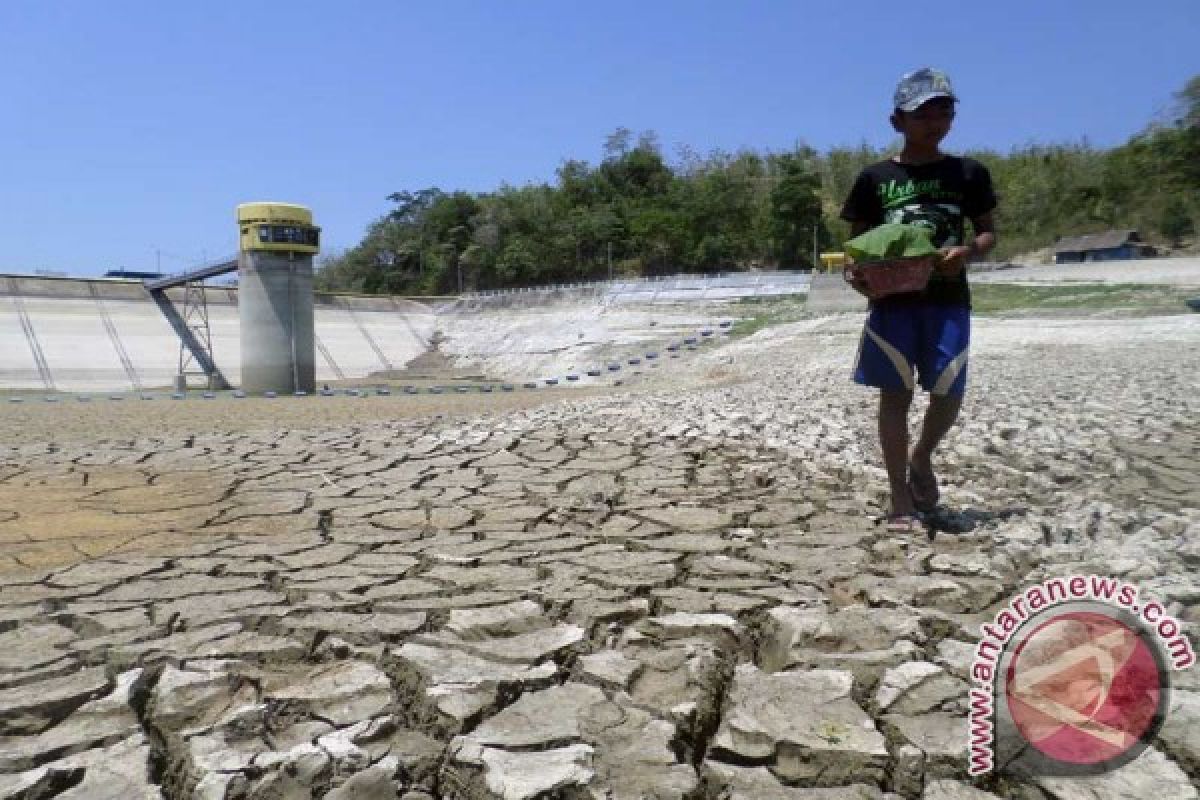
left=1054, top=230, right=1157, bottom=264
left=103, top=269, right=165, bottom=280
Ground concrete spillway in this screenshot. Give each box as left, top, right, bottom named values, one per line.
left=0, top=275, right=437, bottom=392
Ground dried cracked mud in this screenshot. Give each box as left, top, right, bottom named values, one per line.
left=0, top=312, right=1198, bottom=800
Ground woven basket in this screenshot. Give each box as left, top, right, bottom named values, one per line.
left=844, top=256, right=935, bottom=300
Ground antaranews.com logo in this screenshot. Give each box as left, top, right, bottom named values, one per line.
left=967, top=574, right=1195, bottom=777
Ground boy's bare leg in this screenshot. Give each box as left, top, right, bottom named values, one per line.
left=879, top=389, right=916, bottom=516
left=910, top=393, right=963, bottom=505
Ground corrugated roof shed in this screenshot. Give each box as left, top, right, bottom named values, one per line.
left=1054, top=230, right=1141, bottom=253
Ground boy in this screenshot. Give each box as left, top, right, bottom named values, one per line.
left=840, top=68, right=997, bottom=532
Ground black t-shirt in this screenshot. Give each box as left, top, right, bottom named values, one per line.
left=840, top=156, right=996, bottom=306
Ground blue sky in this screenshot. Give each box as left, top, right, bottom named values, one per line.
left=1, top=1, right=1196, bottom=276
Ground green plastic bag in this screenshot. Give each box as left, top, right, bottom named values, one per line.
left=844, top=223, right=938, bottom=263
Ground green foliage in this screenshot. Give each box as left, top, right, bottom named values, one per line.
left=1160, top=197, right=1195, bottom=246
left=318, top=76, right=1199, bottom=294
left=769, top=151, right=824, bottom=267
left=320, top=133, right=827, bottom=293
left=970, top=283, right=1196, bottom=315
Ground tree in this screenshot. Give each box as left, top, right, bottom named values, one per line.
left=600, top=144, right=672, bottom=199
left=603, top=127, right=633, bottom=160
left=769, top=151, right=824, bottom=267
left=387, top=189, right=444, bottom=224
left=459, top=242, right=495, bottom=289
left=497, top=237, right=537, bottom=283
left=1160, top=197, right=1195, bottom=247
left=1171, top=75, right=1200, bottom=129
left=626, top=205, right=689, bottom=273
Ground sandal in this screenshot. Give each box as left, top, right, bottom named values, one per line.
left=908, top=461, right=940, bottom=513
left=884, top=513, right=925, bottom=533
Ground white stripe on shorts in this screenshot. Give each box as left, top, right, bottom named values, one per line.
left=864, top=325, right=915, bottom=391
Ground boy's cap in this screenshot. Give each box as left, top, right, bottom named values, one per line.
left=894, top=68, right=957, bottom=112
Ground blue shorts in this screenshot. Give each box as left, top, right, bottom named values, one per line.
left=853, top=303, right=971, bottom=396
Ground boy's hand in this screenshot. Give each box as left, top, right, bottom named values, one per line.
left=843, top=261, right=872, bottom=297
left=936, top=245, right=972, bottom=276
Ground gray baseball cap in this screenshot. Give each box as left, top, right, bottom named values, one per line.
left=894, top=68, right=957, bottom=112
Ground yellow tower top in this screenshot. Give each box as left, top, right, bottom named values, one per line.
left=237, top=202, right=319, bottom=254
left=237, top=202, right=314, bottom=226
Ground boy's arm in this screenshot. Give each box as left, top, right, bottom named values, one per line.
left=937, top=211, right=996, bottom=275
left=969, top=211, right=997, bottom=257
left=940, top=159, right=998, bottom=274
left=841, top=169, right=878, bottom=295
left=845, top=220, right=872, bottom=295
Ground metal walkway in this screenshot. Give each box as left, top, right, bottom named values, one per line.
left=144, top=258, right=236, bottom=389
left=144, top=259, right=238, bottom=291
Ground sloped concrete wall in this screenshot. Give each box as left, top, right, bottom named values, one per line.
left=456, top=272, right=812, bottom=311
left=0, top=276, right=436, bottom=392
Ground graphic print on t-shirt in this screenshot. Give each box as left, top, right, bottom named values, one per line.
left=876, top=177, right=965, bottom=249
left=884, top=202, right=963, bottom=248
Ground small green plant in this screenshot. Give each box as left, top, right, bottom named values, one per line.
left=728, top=295, right=810, bottom=337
